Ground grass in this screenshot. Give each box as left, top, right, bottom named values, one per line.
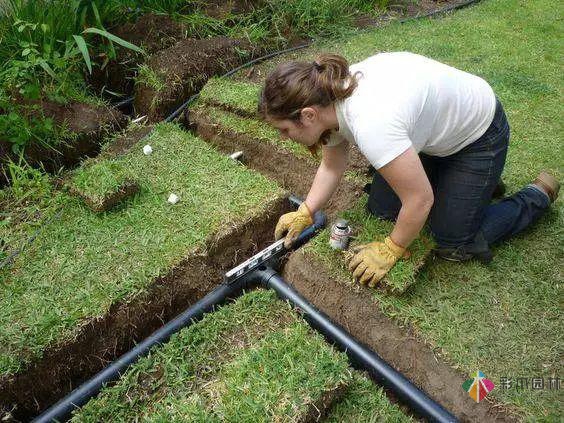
left=198, top=77, right=260, bottom=117
left=279, top=0, right=564, bottom=419
left=70, top=290, right=354, bottom=422
left=69, top=159, right=137, bottom=210
left=0, top=123, right=284, bottom=376
left=325, top=372, right=413, bottom=422
left=309, top=196, right=433, bottom=294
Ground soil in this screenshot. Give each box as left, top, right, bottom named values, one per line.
left=0, top=99, right=126, bottom=187
left=191, top=107, right=365, bottom=218
left=283, top=251, right=520, bottom=422
left=89, top=14, right=188, bottom=97
left=134, top=36, right=264, bottom=122
left=203, top=0, right=266, bottom=19
left=0, top=196, right=290, bottom=421
left=98, top=124, right=153, bottom=158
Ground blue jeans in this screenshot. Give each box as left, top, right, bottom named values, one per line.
left=366, top=98, right=550, bottom=258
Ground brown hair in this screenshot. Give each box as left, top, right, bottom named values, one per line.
left=258, top=53, right=359, bottom=155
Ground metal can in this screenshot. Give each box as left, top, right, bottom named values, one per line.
left=329, top=218, right=351, bottom=250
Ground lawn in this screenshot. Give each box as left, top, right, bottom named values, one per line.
left=0, top=123, right=283, bottom=376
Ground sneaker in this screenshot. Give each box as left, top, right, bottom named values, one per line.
left=532, top=171, right=560, bottom=203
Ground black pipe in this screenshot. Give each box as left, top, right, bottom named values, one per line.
left=35, top=218, right=458, bottom=423
left=254, top=267, right=458, bottom=423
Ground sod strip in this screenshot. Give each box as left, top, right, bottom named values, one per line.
left=325, top=371, right=413, bottom=423
left=287, top=0, right=562, bottom=418
left=71, top=290, right=352, bottom=422
left=0, top=122, right=283, bottom=377
left=310, top=196, right=433, bottom=294
left=198, top=77, right=261, bottom=118
left=69, top=159, right=140, bottom=213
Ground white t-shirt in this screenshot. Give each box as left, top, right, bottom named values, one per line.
left=326, top=52, right=497, bottom=169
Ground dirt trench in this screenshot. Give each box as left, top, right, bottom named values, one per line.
left=0, top=196, right=290, bottom=422
left=282, top=252, right=519, bottom=423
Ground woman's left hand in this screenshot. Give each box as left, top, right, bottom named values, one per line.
left=345, top=237, right=406, bottom=287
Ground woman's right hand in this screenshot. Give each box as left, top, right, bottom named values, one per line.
left=274, top=203, right=314, bottom=248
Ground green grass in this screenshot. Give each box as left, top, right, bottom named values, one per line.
left=69, top=159, right=137, bottom=209
left=325, top=372, right=413, bottom=423
left=198, top=77, right=260, bottom=117
left=71, top=290, right=353, bottom=422
left=309, top=196, right=433, bottom=294
left=0, top=123, right=284, bottom=375
left=290, top=0, right=563, bottom=419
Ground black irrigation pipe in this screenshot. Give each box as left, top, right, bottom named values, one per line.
left=257, top=268, right=458, bottom=423
left=33, top=198, right=457, bottom=423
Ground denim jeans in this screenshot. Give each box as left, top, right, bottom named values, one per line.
left=366, top=98, right=550, bottom=255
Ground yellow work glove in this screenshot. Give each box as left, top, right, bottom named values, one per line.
left=274, top=203, right=313, bottom=248
left=345, top=236, right=405, bottom=287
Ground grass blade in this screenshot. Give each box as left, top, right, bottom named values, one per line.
left=72, top=34, right=92, bottom=74
left=37, top=59, right=58, bottom=79
left=83, top=27, right=145, bottom=55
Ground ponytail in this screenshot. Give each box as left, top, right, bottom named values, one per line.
left=258, top=53, right=359, bottom=122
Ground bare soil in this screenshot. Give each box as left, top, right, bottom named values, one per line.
left=134, top=37, right=263, bottom=122
left=0, top=99, right=126, bottom=187
left=283, top=251, right=520, bottom=423
left=203, top=0, right=266, bottom=19
left=90, top=14, right=188, bottom=97
left=0, top=196, right=290, bottom=421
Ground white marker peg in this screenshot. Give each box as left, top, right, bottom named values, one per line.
left=167, top=193, right=179, bottom=204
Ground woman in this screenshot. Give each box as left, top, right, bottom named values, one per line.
left=259, top=52, right=559, bottom=287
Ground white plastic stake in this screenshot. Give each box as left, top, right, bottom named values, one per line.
left=167, top=193, right=179, bottom=204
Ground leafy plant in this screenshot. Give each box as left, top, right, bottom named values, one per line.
left=1, top=158, right=51, bottom=203
left=0, top=0, right=145, bottom=92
